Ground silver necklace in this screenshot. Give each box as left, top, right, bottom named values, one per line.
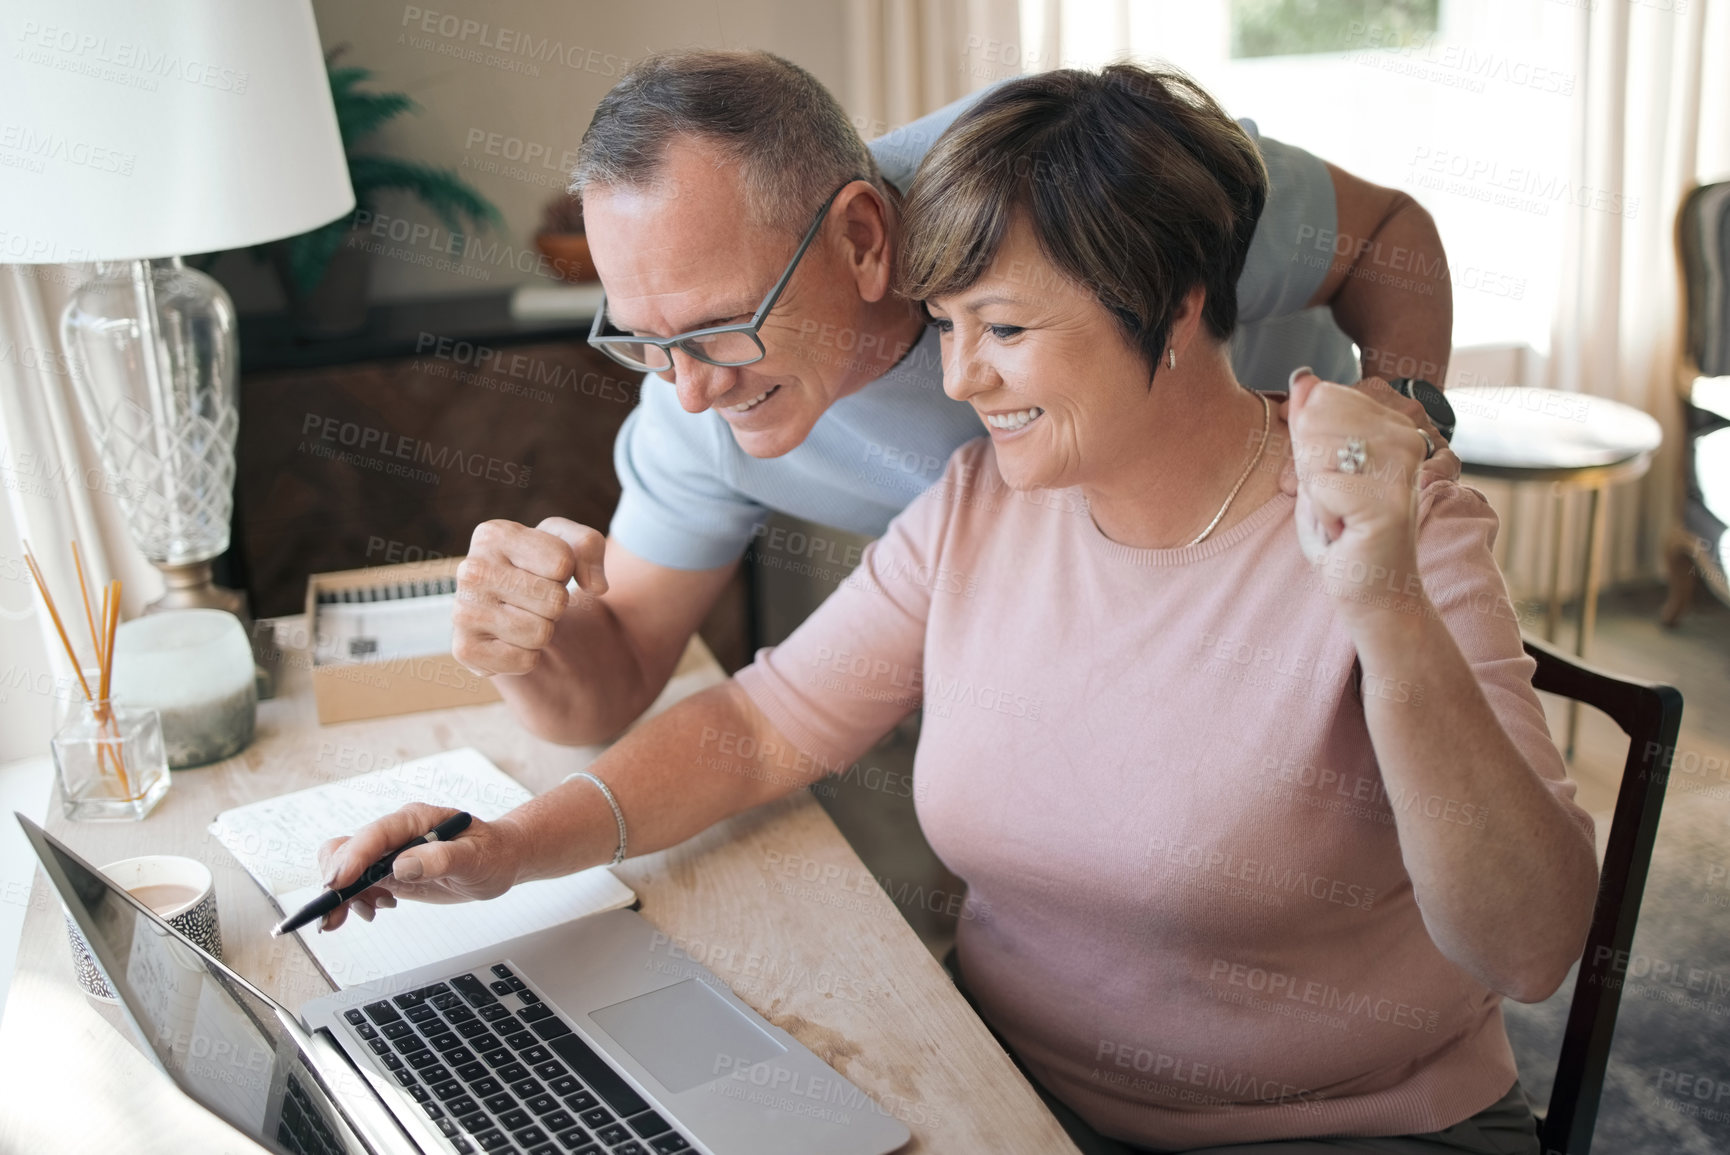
left=1186, top=389, right=1271, bottom=547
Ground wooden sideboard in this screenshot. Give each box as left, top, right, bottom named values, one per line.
left=228, top=293, right=748, bottom=668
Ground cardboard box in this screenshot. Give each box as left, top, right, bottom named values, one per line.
left=304, top=557, right=500, bottom=724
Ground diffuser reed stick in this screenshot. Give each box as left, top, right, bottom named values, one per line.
left=23, top=541, right=131, bottom=796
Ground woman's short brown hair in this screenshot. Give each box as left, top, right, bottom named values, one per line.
left=896, top=64, right=1268, bottom=375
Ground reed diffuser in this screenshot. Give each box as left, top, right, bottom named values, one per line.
left=28, top=542, right=170, bottom=821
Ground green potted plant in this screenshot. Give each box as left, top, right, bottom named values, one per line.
left=271, top=51, right=502, bottom=336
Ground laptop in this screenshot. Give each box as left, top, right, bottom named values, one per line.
left=19, top=814, right=912, bottom=1155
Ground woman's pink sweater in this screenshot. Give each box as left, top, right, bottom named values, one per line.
left=735, top=436, right=1589, bottom=1149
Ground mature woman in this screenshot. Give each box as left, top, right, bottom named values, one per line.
left=322, top=65, right=1597, bottom=1155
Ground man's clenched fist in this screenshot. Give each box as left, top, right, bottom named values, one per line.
left=452, top=517, right=609, bottom=676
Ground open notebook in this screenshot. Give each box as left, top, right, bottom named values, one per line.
left=209, top=747, right=636, bottom=988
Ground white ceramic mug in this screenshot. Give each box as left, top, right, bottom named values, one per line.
left=65, top=854, right=222, bottom=1000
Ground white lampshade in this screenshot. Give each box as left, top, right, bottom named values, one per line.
left=0, top=0, right=354, bottom=264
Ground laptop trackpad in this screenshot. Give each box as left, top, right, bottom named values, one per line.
left=591, top=979, right=787, bottom=1093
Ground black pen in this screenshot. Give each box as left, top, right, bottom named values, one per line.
left=272, top=812, right=474, bottom=937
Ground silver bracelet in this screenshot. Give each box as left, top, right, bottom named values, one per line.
left=563, top=770, right=627, bottom=865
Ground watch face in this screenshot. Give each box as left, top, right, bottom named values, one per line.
left=1398, top=378, right=1455, bottom=439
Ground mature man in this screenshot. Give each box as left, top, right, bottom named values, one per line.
left=454, top=50, right=1456, bottom=745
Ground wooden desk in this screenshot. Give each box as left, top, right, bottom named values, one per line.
left=0, top=631, right=1076, bottom=1155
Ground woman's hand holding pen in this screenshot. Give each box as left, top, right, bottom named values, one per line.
left=316, top=803, right=527, bottom=931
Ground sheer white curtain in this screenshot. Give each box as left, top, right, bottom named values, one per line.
left=1546, top=0, right=1730, bottom=586
left=843, top=0, right=1021, bottom=134
left=0, top=266, right=160, bottom=763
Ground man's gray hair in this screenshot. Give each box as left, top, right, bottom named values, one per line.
left=572, top=49, right=884, bottom=232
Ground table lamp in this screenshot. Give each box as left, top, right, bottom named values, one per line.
left=0, top=0, right=354, bottom=615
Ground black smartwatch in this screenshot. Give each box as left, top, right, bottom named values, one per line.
left=1390, top=377, right=1455, bottom=443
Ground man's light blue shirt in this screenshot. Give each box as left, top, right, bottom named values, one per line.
left=611, top=92, right=1358, bottom=571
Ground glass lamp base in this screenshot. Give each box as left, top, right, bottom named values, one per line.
left=145, top=560, right=248, bottom=619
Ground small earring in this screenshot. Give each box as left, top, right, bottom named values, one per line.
left=1167, top=348, right=1177, bottom=370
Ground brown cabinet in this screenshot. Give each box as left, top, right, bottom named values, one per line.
left=233, top=297, right=747, bottom=669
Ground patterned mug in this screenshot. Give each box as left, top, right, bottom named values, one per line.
left=65, top=854, right=223, bottom=1001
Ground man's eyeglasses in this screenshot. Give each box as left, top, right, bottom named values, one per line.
left=586, top=181, right=855, bottom=374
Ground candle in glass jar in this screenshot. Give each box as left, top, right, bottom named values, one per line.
left=111, top=609, right=257, bottom=768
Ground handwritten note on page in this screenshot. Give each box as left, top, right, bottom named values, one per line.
left=209, top=747, right=636, bottom=988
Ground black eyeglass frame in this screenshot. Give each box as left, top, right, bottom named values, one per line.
left=586, top=180, right=858, bottom=373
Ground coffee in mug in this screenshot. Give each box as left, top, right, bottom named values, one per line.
left=65, top=854, right=222, bottom=1001
left=127, top=883, right=204, bottom=916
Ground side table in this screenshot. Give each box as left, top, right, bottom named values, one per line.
left=1448, top=385, right=1663, bottom=753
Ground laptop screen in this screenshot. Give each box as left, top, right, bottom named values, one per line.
left=26, top=818, right=375, bottom=1155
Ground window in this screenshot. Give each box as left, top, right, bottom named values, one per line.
left=1019, top=0, right=1581, bottom=353
left=1231, top=0, right=1439, bottom=60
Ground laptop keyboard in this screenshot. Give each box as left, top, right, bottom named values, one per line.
left=342, top=964, right=695, bottom=1155
left=278, top=1072, right=349, bottom=1155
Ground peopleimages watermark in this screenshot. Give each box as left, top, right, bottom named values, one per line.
left=1146, top=835, right=1378, bottom=911
left=364, top=536, right=448, bottom=565
left=14, top=20, right=250, bottom=94
left=412, top=332, right=640, bottom=407
left=398, top=7, right=635, bottom=78
left=699, top=724, right=846, bottom=782
left=1447, top=378, right=1591, bottom=423
left=1092, top=1040, right=1327, bottom=1113
left=311, top=740, right=521, bottom=807
left=799, top=645, right=1038, bottom=719
left=460, top=128, right=581, bottom=190
left=0, top=662, right=89, bottom=708
left=793, top=318, right=930, bottom=377
left=0, top=334, right=73, bottom=378
left=1206, top=957, right=1442, bottom=1033
left=645, top=932, right=885, bottom=1004
left=696, top=723, right=925, bottom=804
left=1406, top=146, right=1638, bottom=219
left=955, top=36, right=1111, bottom=85
left=1261, top=755, right=1489, bottom=830
left=0, top=227, right=97, bottom=265
left=1194, top=631, right=1353, bottom=697
left=346, top=209, right=593, bottom=284
left=1585, top=946, right=1730, bottom=1012
left=0, top=121, right=135, bottom=177
left=1289, top=225, right=1525, bottom=301
left=710, top=1052, right=942, bottom=1129
left=1342, top=23, right=1576, bottom=97
left=1651, top=1066, right=1730, bottom=1125
left=748, top=522, right=866, bottom=577
left=298, top=412, right=531, bottom=488
left=0, top=442, right=145, bottom=504
left=761, top=848, right=991, bottom=924
left=1639, top=741, right=1730, bottom=794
